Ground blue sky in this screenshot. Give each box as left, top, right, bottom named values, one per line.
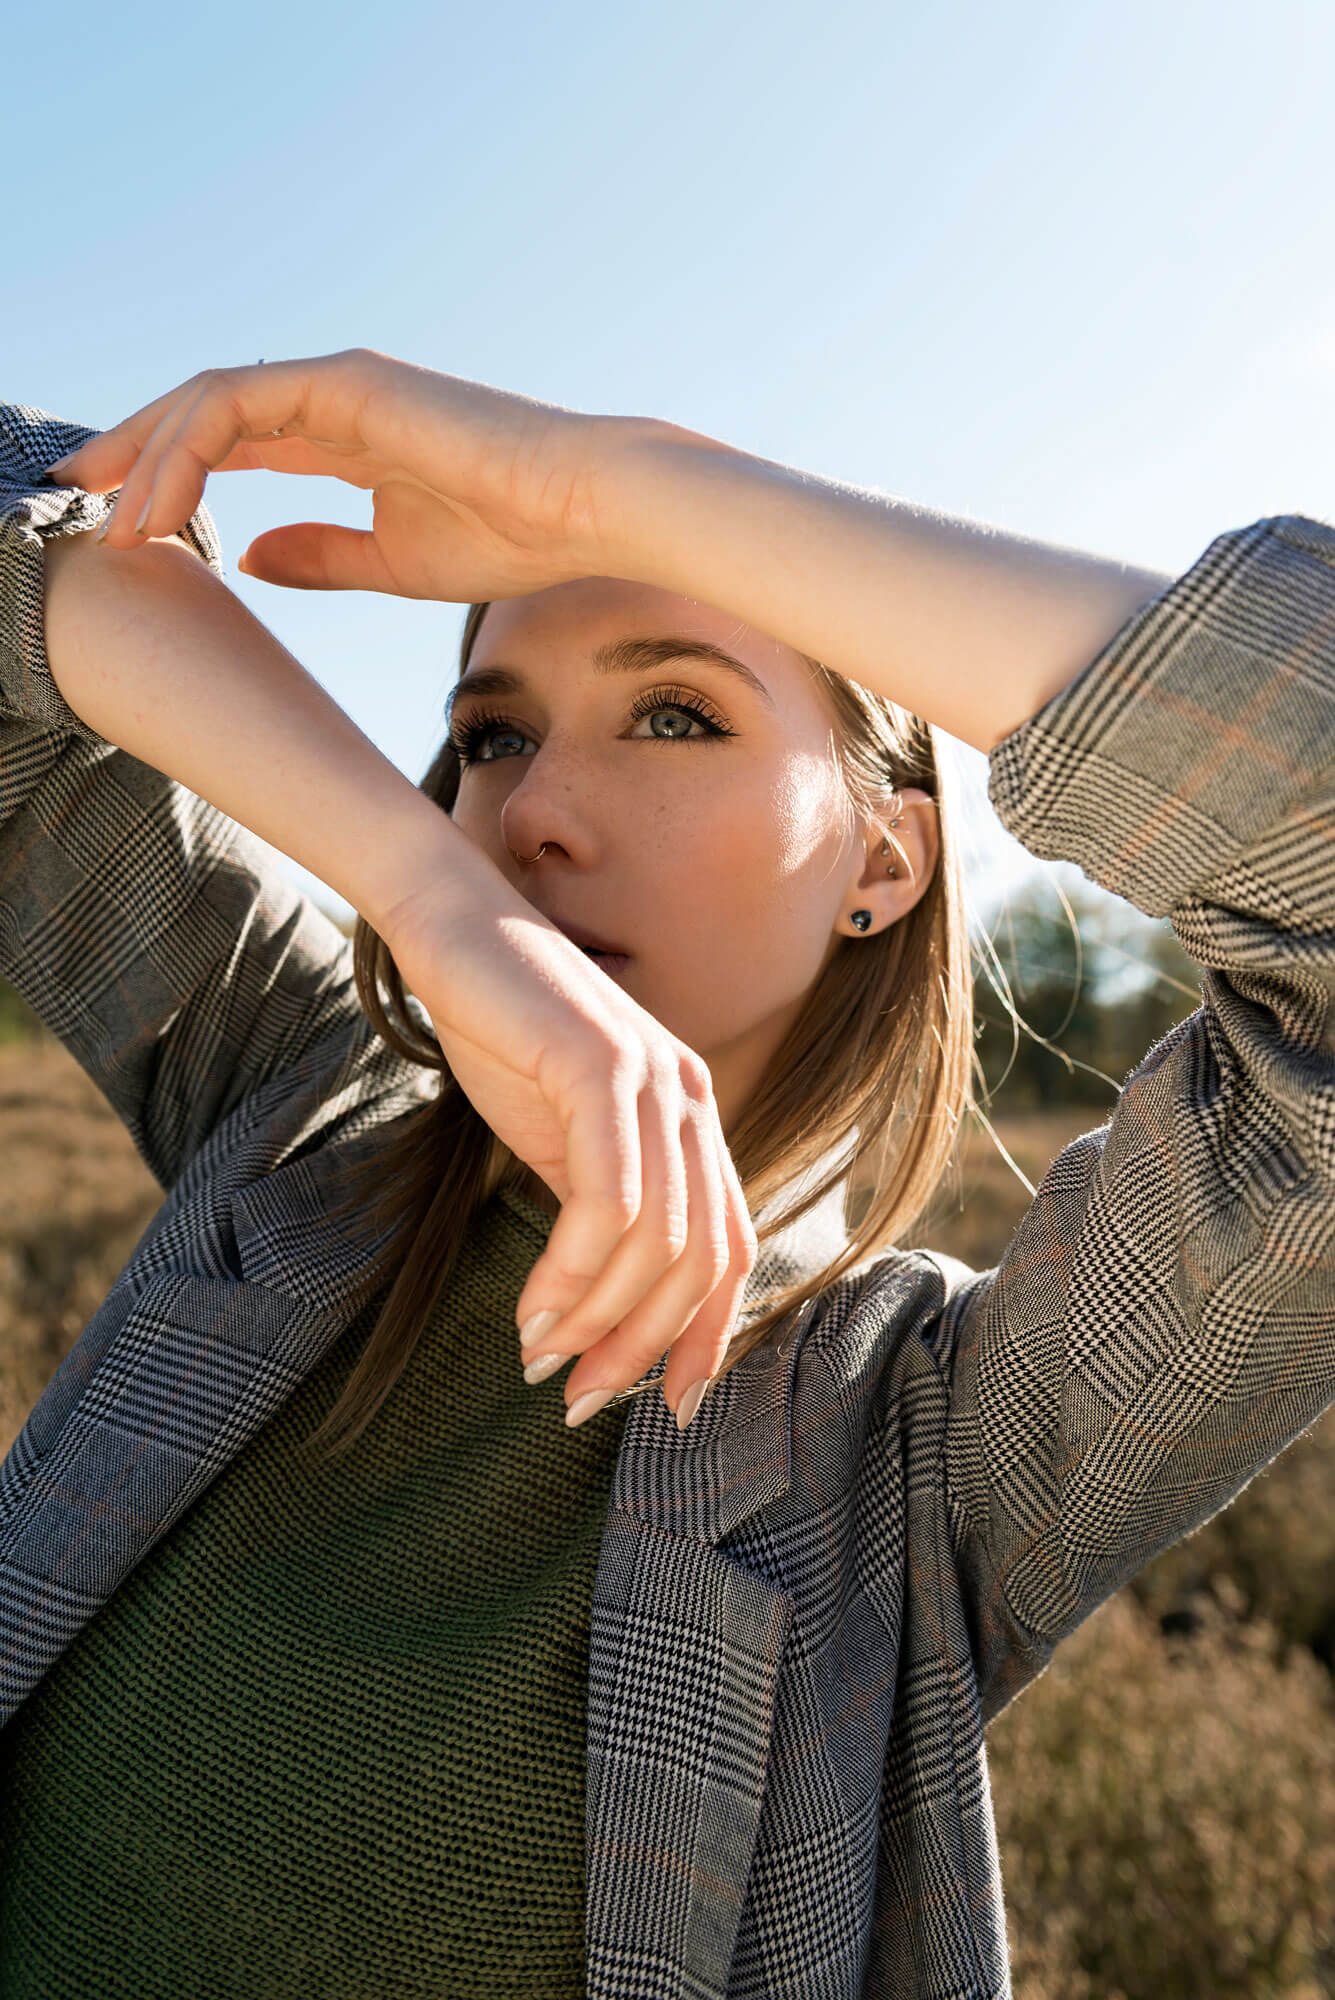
left=10, top=0, right=1335, bottom=962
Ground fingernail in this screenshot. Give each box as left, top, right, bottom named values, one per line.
left=523, top=1351, right=566, bottom=1386
left=44, top=456, right=75, bottom=482
left=675, top=1378, right=710, bottom=1432
left=133, top=495, right=152, bottom=537
left=93, top=513, right=113, bottom=544
left=520, top=1308, right=561, bottom=1351
left=566, top=1387, right=614, bottom=1429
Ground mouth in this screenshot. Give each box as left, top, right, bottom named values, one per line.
left=548, top=916, right=632, bottom=964
left=579, top=945, right=632, bottom=977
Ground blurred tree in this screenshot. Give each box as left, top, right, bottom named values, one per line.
left=971, top=873, right=1202, bottom=1114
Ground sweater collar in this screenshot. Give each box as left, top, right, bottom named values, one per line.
left=233, top=1132, right=854, bottom=1548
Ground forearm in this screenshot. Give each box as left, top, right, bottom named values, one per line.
left=40, top=529, right=487, bottom=935
left=598, top=421, right=1175, bottom=754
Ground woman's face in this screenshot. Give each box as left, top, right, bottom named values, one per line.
left=447, top=577, right=937, bottom=1135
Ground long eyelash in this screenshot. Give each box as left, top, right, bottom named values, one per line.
left=625, top=683, right=733, bottom=735
left=450, top=705, right=514, bottom=765
left=450, top=684, right=735, bottom=765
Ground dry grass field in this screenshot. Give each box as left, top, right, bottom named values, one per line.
left=3, top=1025, right=1334, bottom=1996
left=0, top=1034, right=164, bottom=1462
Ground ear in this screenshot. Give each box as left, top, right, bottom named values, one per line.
left=835, top=787, right=940, bottom=940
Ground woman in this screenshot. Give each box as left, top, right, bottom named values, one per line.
left=0, top=352, right=1331, bottom=1998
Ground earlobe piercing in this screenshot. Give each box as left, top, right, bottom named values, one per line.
left=851, top=909, right=873, bottom=932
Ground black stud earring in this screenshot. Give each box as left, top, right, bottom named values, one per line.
left=850, top=909, right=872, bottom=933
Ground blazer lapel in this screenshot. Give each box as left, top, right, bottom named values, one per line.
left=3, top=1106, right=842, bottom=2000
left=584, top=1285, right=823, bottom=2000
left=0, top=1139, right=394, bottom=1721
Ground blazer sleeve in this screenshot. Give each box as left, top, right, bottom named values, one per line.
left=0, top=400, right=365, bottom=1193
left=927, top=511, right=1335, bottom=1724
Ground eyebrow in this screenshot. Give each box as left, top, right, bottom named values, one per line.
left=449, top=634, right=776, bottom=714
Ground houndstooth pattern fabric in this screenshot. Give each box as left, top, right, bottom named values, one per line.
left=2, top=398, right=1334, bottom=1998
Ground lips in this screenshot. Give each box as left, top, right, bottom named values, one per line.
left=550, top=919, right=630, bottom=957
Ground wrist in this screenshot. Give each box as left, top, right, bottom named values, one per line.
left=365, top=800, right=529, bottom=956
left=581, top=415, right=741, bottom=586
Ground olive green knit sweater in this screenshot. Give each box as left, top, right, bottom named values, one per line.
left=0, top=1184, right=631, bottom=1999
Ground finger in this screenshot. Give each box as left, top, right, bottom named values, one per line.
left=520, top=1070, right=689, bottom=1375
left=560, top=1100, right=733, bottom=1420
left=661, top=1112, right=758, bottom=1410
left=630, top=1100, right=752, bottom=1416
left=237, top=523, right=400, bottom=593
left=209, top=436, right=380, bottom=485
left=101, top=375, right=271, bottom=546
left=513, top=1052, right=645, bottom=1348
left=91, top=359, right=344, bottom=546
left=714, top=1102, right=758, bottom=1283
left=47, top=370, right=371, bottom=498
left=43, top=373, right=219, bottom=492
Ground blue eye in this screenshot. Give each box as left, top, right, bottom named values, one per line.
left=450, top=707, right=526, bottom=764
left=449, top=685, right=734, bottom=766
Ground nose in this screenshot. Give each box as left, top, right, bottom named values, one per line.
left=500, top=772, right=582, bottom=874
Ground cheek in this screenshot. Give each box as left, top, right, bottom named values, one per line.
left=647, top=789, right=778, bottom=938
left=638, top=771, right=843, bottom=1018
left=755, top=760, right=851, bottom=933
left=674, top=763, right=842, bottom=926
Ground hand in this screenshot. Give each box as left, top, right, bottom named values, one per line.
left=380, top=872, right=758, bottom=1429
left=43, top=348, right=631, bottom=603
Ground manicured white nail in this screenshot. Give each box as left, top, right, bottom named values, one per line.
left=520, top=1308, right=561, bottom=1350
left=133, top=494, right=152, bottom=536
left=566, top=1387, right=614, bottom=1428
left=523, top=1352, right=566, bottom=1385
left=676, top=1378, right=710, bottom=1432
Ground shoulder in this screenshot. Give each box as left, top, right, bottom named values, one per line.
left=798, top=1241, right=989, bottom=1392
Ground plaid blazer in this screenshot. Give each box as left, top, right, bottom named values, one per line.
left=2, top=400, right=1334, bottom=2000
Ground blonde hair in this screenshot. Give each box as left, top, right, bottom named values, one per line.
left=304, top=601, right=974, bottom=1463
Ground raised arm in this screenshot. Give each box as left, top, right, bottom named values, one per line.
left=21, top=401, right=764, bottom=1407
left=918, top=512, right=1335, bottom=1721
left=41, top=526, right=468, bottom=939
left=43, top=360, right=1335, bottom=1472
left=0, top=401, right=473, bottom=1189
left=591, top=426, right=1177, bottom=752
left=50, top=349, right=1174, bottom=755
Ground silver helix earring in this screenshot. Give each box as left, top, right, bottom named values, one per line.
left=850, top=792, right=905, bottom=936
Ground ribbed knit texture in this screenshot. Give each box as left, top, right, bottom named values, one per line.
left=0, top=1183, right=630, bottom=1999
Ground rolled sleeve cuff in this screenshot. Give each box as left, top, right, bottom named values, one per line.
left=0, top=401, right=222, bottom=742
left=986, top=513, right=1335, bottom=919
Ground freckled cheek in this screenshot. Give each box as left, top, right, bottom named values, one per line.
left=638, top=813, right=792, bottom=979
